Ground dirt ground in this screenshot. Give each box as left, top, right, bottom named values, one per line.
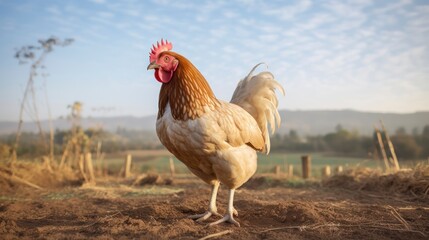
left=1, top=172, right=428, bottom=240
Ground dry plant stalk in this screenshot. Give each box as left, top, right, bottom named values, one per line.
left=60, top=101, right=95, bottom=175
left=0, top=172, right=43, bottom=190
left=380, top=120, right=400, bottom=171
left=375, top=126, right=390, bottom=172
left=100, top=152, right=107, bottom=176
left=198, top=230, right=233, bottom=240
left=59, top=141, right=71, bottom=169
left=388, top=205, right=411, bottom=230
left=258, top=222, right=426, bottom=237
left=10, top=37, right=74, bottom=170
left=85, top=153, right=96, bottom=184
left=78, top=154, right=88, bottom=183
left=42, top=156, right=53, bottom=173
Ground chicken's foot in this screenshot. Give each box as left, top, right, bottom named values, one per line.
left=208, top=189, right=240, bottom=227
left=189, top=210, right=222, bottom=222
left=189, top=182, right=221, bottom=222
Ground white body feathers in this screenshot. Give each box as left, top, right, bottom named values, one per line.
left=156, top=64, right=284, bottom=189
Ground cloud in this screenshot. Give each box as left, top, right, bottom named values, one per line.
left=150, top=0, right=194, bottom=9
left=223, top=10, right=238, bottom=19
left=262, top=0, right=313, bottom=21
left=125, top=30, right=144, bottom=40
left=97, top=11, right=114, bottom=18
left=374, top=0, right=412, bottom=14
left=0, top=20, right=15, bottom=31
left=1, top=0, right=429, bottom=119
left=90, top=0, right=106, bottom=4
left=123, top=8, right=140, bottom=17
left=298, top=13, right=336, bottom=30
left=64, top=4, right=87, bottom=16
left=46, top=6, right=61, bottom=15
left=14, top=2, right=34, bottom=12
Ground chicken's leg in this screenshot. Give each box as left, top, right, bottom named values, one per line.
left=208, top=189, right=240, bottom=227
left=189, top=181, right=222, bottom=222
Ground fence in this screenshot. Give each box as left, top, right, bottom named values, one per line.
left=99, top=153, right=365, bottom=180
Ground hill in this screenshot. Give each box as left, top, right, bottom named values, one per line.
left=280, top=110, right=429, bottom=135
left=1, top=110, right=428, bottom=136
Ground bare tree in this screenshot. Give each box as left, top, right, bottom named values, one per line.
left=9, top=36, right=74, bottom=169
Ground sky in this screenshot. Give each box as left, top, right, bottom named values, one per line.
left=0, top=0, right=428, bottom=121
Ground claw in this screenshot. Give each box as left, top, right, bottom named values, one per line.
left=206, top=189, right=240, bottom=227
left=189, top=183, right=221, bottom=223
left=189, top=210, right=222, bottom=222
left=208, top=213, right=240, bottom=227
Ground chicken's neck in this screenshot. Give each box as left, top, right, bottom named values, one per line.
left=158, top=54, right=219, bottom=121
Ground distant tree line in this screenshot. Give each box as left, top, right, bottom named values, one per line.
left=1, top=125, right=428, bottom=160
left=270, top=124, right=429, bottom=160
left=0, top=127, right=163, bottom=158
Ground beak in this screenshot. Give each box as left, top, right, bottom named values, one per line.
left=147, top=61, right=160, bottom=70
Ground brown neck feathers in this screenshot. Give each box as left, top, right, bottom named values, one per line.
left=157, top=52, right=219, bottom=121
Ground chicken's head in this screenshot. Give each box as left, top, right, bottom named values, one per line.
left=147, top=39, right=178, bottom=83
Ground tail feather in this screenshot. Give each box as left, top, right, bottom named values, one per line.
left=230, top=63, right=285, bottom=154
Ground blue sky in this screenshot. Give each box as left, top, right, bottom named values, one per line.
left=0, top=0, right=428, bottom=121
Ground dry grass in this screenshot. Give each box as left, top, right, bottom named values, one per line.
left=79, top=184, right=183, bottom=199
left=132, top=173, right=174, bottom=186
left=323, top=163, right=429, bottom=199
left=257, top=221, right=426, bottom=237
left=0, top=160, right=81, bottom=193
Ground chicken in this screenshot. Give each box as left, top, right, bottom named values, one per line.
left=147, top=39, right=284, bottom=227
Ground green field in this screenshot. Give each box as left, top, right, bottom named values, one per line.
left=257, top=152, right=378, bottom=177
left=104, top=151, right=390, bottom=178
left=105, top=153, right=191, bottom=175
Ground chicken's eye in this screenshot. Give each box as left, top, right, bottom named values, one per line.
left=164, top=56, right=170, bottom=62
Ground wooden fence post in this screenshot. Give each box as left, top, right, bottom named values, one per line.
left=124, top=154, right=132, bottom=178
left=288, top=164, right=294, bottom=177
left=301, top=155, right=311, bottom=179
left=322, top=165, right=331, bottom=178
left=169, top=157, right=175, bottom=178
left=274, top=165, right=281, bottom=177
left=335, top=165, right=343, bottom=174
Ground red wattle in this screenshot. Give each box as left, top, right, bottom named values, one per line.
left=154, top=69, right=162, bottom=83
left=154, top=68, right=173, bottom=83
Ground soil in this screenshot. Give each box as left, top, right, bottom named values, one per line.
left=1, top=172, right=428, bottom=240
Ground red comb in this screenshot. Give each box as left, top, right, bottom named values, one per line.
left=149, top=39, right=173, bottom=62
